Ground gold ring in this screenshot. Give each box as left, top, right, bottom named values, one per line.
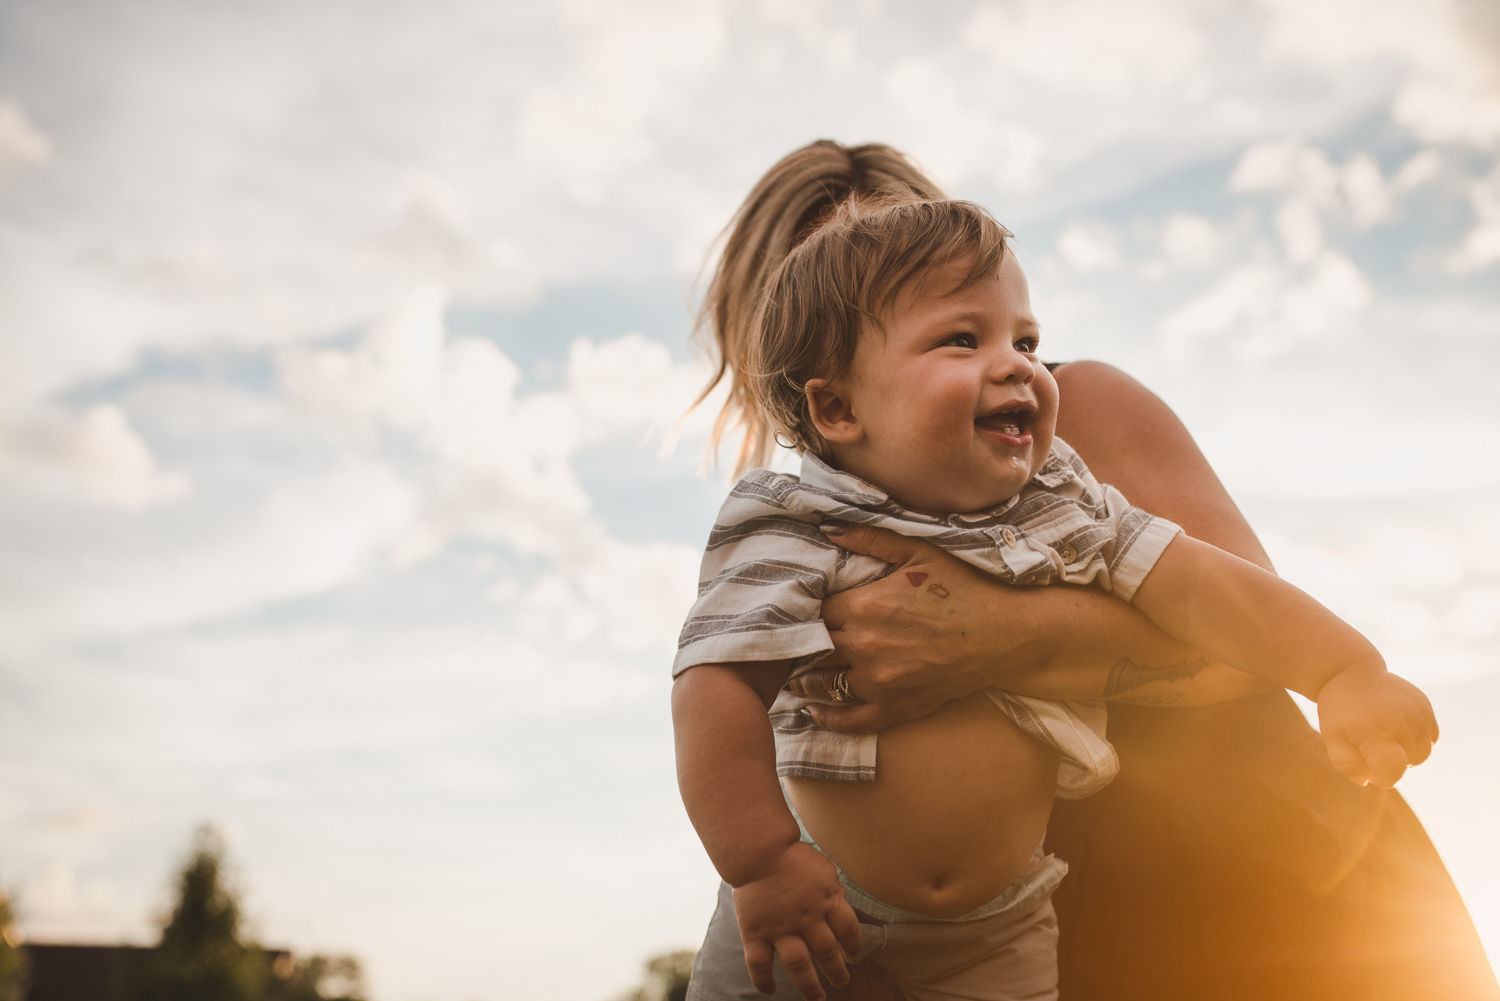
left=830, top=669, right=853, bottom=703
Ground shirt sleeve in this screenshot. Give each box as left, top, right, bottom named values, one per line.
left=1093, top=482, right=1181, bottom=601
left=671, top=502, right=843, bottom=678
left=1039, top=440, right=1181, bottom=601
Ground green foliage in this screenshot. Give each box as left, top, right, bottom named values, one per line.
left=128, top=826, right=269, bottom=1001
left=620, top=949, right=694, bottom=1001
left=268, top=954, right=366, bottom=1001
left=128, top=825, right=368, bottom=1001
left=0, top=891, right=28, bottom=1001
left=159, top=827, right=246, bottom=953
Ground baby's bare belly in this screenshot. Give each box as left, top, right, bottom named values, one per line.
left=785, top=691, right=1060, bottom=917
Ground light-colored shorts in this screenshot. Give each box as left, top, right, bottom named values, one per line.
left=687, top=870, right=1062, bottom=1001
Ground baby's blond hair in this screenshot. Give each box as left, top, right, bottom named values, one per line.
left=746, top=197, right=1011, bottom=465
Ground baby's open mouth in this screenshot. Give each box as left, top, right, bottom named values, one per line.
left=975, top=401, right=1036, bottom=438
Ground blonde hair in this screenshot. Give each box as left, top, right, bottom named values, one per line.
left=749, top=198, right=1011, bottom=463
left=695, top=140, right=949, bottom=474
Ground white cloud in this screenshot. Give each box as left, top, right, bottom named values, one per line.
left=0, top=404, right=189, bottom=510
left=1258, top=0, right=1500, bottom=148
left=279, top=285, right=709, bottom=563
left=1056, top=220, right=1121, bottom=272
left=1160, top=251, right=1371, bottom=360
left=1159, top=213, right=1225, bottom=271
left=965, top=0, right=1209, bottom=93
left=1449, top=161, right=1500, bottom=272
left=355, top=175, right=540, bottom=304
left=1229, top=140, right=1443, bottom=263
left=138, top=244, right=230, bottom=294
left=1245, top=495, right=1500, bottom=689
left=564, top=536, right=701, bottom=654
left=882, top=58, right=1048, bottom=192
left=1230, top=141, right=1440, bottom=227
left=515, top=0, right=727, bottom=203
left=0, top=98, right=51, bottom=180
left=503, top=535, right=700, bottom=655
left=275, top=283, right=709, bottom=652
left=1275, top=200, right=1324, bottom=262
left=2, top=459, right=417, bottom=649
left=1231, top=140, right=1342, bottom=198
left=1341, top=153, right=1393, bottom=229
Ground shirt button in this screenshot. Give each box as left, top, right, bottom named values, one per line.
left=1002, top=528, right=1018, bottom=547
left=1059, top=543, right=1078, bottom=563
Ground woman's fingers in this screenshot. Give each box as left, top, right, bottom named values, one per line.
left=806, top=702, right=889, bottom=735
left=819, top=521, right=943, bottom=567
left=786, top=666, right=862, bottom=703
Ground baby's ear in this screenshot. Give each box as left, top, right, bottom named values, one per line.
left=805, top=378, right=863, bottom=444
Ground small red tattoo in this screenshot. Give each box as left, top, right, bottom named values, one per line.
left=927, top=583, right=950, bottom=598
left=905, top=571, right=929, bottom=587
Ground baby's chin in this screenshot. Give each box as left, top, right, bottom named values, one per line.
left=899, top=474, right=1037, bottom=517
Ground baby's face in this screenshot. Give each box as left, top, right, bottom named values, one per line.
left=823, top=251, right=1058, bottom=515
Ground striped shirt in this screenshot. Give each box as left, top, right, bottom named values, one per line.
left=673, top=439, right=1182, bottom=799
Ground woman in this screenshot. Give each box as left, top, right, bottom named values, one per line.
left=688, top=139, right=1497, bottom=1000
left=810, top=360, right=1498, bottom=1000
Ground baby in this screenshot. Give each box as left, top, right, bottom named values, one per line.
left=671, top=197, right=1435, bottom=1001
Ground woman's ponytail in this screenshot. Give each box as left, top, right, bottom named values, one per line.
left=695, top=140, right=946, bottom=474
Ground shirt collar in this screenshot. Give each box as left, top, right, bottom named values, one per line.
left=797, top=452, right=891, bottom=505
left=797, top=441, right=1080, bottom=518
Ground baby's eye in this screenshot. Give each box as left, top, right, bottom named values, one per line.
left=1014, top=336, right=1039, bottom=354
left=943, top=332, right=978, bottom=349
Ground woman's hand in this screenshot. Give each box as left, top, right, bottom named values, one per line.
left=788, top=522, right=1029, bottom=734
left=790, top=522, right=1272, bottom=733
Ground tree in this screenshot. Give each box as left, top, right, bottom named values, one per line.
left=618, top=949, right=694, bottom=1001
left=268, top=954, right=366, bottom=1001
left=0, top=891, right=27, bottom=1001
left=128, top=825, right=269, bottom=1001
left=128, top=825, right=368, bottom=1001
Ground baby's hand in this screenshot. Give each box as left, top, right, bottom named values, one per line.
left=1316, top=667, right=1439, bottom=787
left=732, top=841, right=862, bottom=1001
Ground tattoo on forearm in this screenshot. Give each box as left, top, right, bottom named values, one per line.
left=1110, top=691, right=1188, bottom=706
left=906, top=572, right=928, bottom=586
left=1103, top=656, right=1210, bottom=699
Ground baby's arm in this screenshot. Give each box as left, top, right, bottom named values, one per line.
left=672, top=661, right=861, bottom=1001
left=1131, top=534, right=1438, bottom=786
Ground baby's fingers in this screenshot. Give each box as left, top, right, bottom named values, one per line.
left=1324, top=732, right=1372, bottom=786
left=803, top=925, right=851, bottom=989
left=1407, top=735, right=1436, bottom=768
left=1397, top=719, right=1437, bottom=768
left=775, top=936, right=828, bottom=1001
left=743, top=939, right=778, bottom=996
left=829, top=898, right=863, bottom=959
left=1361, top=738, right=1411, bottom=789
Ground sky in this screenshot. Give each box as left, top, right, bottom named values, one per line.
left=0, top=0, right=1497, bottom=998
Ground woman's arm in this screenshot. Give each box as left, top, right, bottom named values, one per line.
left=799, top=362, right=1271, bottom=734
left=1053, top=361, right=1273, bottom=571
left=794, top=525, right=1259, bottom=731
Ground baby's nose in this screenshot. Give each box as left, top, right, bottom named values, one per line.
left=989, top=348, right=1035, bottom=382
